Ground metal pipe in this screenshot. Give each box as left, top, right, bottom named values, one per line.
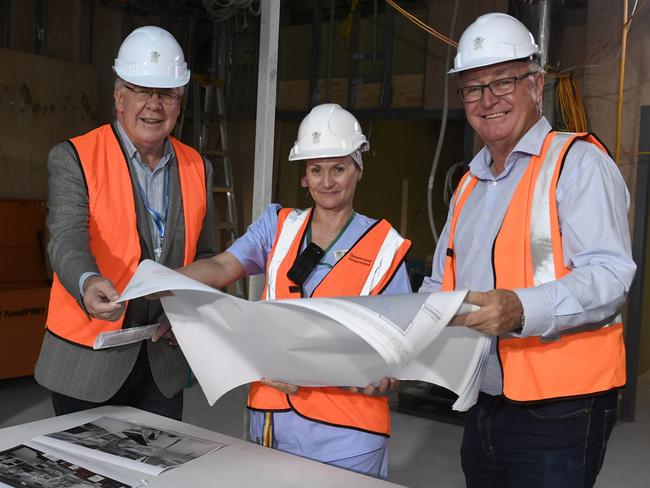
left=0, top=0, right=11, bottom=49
left=309, top=0, right=322, bottom=108
left=372, top=0, right=378, bottom=64
left=249, top=0, right=280, bottom=301
left=513, top=0, right=561, bottom=125
left=614, top=0, right=629, bottom=164
left=326, top=0, right=335, bottom=102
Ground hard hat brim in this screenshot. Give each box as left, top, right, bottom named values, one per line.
left=113, top=67, right=190, bottom=89
left=448, top=53, right=539, bottom=74
left=288, top=147, right=358, bottom=162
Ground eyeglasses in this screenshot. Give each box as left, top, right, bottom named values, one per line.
left=123, top=84, right=182, bottom=106
left=457, top=71, right=539, bottom=103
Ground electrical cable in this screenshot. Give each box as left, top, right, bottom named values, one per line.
left=204, top=0, right=260, bottom=23
left=384, top=0, right=457, bottom=48
left=443, top=161, right=467, bottom=207
left=555, top=74, right=588, bottom=132
left=426, top=0, right=459, bottom=244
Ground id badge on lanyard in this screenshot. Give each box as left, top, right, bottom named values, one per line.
left=139, top=168, right=170, bottom=262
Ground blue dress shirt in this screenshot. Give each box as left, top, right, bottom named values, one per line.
left=420, top=117, right=636, bottom=395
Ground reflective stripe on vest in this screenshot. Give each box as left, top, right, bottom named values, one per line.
left=442, top=131, right=626, bottom=401
left=251, top=207, right=411, bottom=435
left=263, top=208, right=312, bottom=300
left=46, top=124, right=206, bottom=347
left=263, top=208, right=411, bottom=300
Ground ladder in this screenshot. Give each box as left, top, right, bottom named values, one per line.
left=177, top=22, right=244, bottom=297
left=198, top=77, right=240, bottom=241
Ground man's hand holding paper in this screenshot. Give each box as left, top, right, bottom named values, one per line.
left=451, top=290, right=522, bottom=335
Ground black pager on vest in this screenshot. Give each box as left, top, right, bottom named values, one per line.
left=287, top=242, right=325, bottom=286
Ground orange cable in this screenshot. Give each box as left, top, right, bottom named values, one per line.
left=385, top=0, right=458, bottom=48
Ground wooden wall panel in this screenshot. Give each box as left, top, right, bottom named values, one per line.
left=317, top=78, right=349, bottom=107
left=91, top=6, right=128, bottom=125
left=277, top=80, right=309, bottom=111
left=0, top=48, right=97, bottom=199
left=47, top=0, right=84, bottom=61
left=278, top=75, right=424, bottom=111
left=391, top=74, right=423, bottom=108
left=8, top=0, right=33, bottom=52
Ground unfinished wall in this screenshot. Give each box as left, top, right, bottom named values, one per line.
left=277, top=7, right=428, bottom=111
left=0, top=48, right=97, bottom=200
left=582, top=0, right=650, bottom=374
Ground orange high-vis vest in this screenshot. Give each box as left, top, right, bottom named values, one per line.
left=46, top=124, right=207, bottom=347
left=249, top=207, right=411, bottom=435
left=442, top=131, right=626, bottom=402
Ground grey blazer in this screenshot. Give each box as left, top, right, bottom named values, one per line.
left=35, top=123, right=216, bottom=402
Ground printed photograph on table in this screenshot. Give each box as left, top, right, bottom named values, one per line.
left=35, top=417, right=226, bottom=475
left=0, top=444, right=133, bottom=488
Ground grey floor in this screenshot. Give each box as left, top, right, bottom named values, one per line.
left=1, top=372, right=648, bottom=487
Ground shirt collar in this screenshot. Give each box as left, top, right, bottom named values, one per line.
left=469, top=117, right=552, bottom=180
left=114, top=120, right=174, bottom=172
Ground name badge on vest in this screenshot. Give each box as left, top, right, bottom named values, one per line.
left=333, top=249, right=348, bottom=263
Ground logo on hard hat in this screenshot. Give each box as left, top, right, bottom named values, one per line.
left=150, top=51, right=161, bottom=63
left=473, top=37, right=484, bottom=50
left=312, top=131, right=321, bottom=144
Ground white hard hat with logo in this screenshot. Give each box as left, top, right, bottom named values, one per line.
left=289, top=103, right=368, bottom=166
left=449, top=13, right=540, bottom=74
left=113, top=26, right=190, bottom=88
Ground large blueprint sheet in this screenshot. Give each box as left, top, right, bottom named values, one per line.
left=119, top=260, right=489, bottom=411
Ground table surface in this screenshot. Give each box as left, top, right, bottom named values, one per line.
left=0, top=405, right=404, bottom=487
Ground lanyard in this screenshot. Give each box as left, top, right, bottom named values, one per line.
left=138, top=167, right=170, bottom=244
left=305, top=211, right=356, bottom=266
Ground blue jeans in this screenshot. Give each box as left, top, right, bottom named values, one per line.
left=461, top=390, right=618, bottom=488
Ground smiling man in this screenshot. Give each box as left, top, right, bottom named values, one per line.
left=35, top=26, right=216, bottom=420
left=419, top=13, right=636, bottom=488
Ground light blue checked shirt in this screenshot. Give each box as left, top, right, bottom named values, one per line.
left=420, top=117, right=636, bottom=395
left=79, top=121, right=174, bottom=294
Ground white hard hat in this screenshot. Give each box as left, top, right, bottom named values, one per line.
left=288, top=104, right=369, bottom=163
left=113, top=26, right=190, bottom=88
left=449, top=13, right=540, bottom=74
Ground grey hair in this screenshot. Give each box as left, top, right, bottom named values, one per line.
left=350, top=150, right=363, bottom=170
left=527, top=56, right=545, bottom=116
left=528, top=55, right=544, bottom=73
left=114, top=76, right=127, bottom=90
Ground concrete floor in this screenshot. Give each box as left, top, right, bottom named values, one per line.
left=1, top=372, right=648, bottom=487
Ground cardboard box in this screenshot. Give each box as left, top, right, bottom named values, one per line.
left=0, top=200, right=51, bottom=379
left=0, top=287, right=50, bottom=380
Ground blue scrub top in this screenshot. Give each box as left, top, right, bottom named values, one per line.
left=228, top=204, right=412, bottom=463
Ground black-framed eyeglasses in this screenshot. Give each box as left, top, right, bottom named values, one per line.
left=124, top=84, right=182, bottom=107
left=457, top=71, right=539, bottom=103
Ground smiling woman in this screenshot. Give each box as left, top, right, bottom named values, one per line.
left=303, top=156, right=361, bottom=222
left=174, top=103, right=412, bottom=479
